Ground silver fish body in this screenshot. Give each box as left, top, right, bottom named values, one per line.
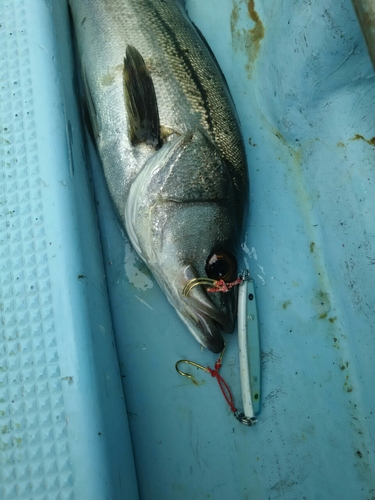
left=69, top=0, right=249, bottom=352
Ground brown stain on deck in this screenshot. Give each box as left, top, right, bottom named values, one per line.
left=231, top=0, right=265, bottom=77
left=351, top=134, right=375, bottom=146
left=248, top=0, right=265, bottom=48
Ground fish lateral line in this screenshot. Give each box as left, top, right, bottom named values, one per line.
left=154, top=196, right=227, bottom=205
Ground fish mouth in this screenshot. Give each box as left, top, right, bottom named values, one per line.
left=179, top=267, right=236, bottom=353
left=192, top=308, right=225, bottom=353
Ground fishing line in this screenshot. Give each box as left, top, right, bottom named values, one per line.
left=176, top=342, right=256, bottom=427
left=177, top=272, right=260, bottom=426
left=182, top=276, right=242, bottom=296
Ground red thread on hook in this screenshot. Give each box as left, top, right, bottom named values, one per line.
left=207, top=277, right=242, bottom=293
left=207, top=358, right=237, bottom=415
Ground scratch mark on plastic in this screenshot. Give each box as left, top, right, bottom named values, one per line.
left=135, top=295, right=154, bottom=310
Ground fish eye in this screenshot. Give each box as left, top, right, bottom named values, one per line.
left=205, top=247, right=237, bottom=282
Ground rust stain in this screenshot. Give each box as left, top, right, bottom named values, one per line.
left=231, top=0, right=265, bottom=78
left=230, top=2, right=240, bottom=34
left=248, top=0, right=264, bottom=40
left=246, top=0, right=265, bottom=76
left=351, top=133, right=375, bottom=146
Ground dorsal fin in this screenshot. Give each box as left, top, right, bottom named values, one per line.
left=123, top=45, right=161, bottom=149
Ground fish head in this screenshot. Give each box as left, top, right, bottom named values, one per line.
left=125, top=128, right=246, bottom=353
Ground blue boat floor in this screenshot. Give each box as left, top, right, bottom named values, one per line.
left=0, top=0, right=375, bottom=499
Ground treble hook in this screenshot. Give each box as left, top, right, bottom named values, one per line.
left=175, top=344, right=226, bottom=384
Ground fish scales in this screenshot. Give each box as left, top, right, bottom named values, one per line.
left=69, top=0, right=249, bottom=352
left=71, top=0, right=247, bottom=219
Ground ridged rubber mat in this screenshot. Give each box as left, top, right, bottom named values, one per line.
left=0, top=2, right=74, bottom=498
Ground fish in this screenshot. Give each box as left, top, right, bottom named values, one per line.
left=68, top=0, right=249, bottom=353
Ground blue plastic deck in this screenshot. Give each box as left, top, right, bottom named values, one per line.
left=91, top=0, right=375, bottom=498
left=1, top=0, right=375, bottom=499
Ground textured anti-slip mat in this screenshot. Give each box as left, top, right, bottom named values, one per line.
left=0, top=3, right=74, bottom=498
left=0, top=1, right=138, bottom=498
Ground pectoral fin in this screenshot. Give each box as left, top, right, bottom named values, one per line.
left=123, top=45, right=161, bottom=149
left=81, top=62, right=100, bottom=141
